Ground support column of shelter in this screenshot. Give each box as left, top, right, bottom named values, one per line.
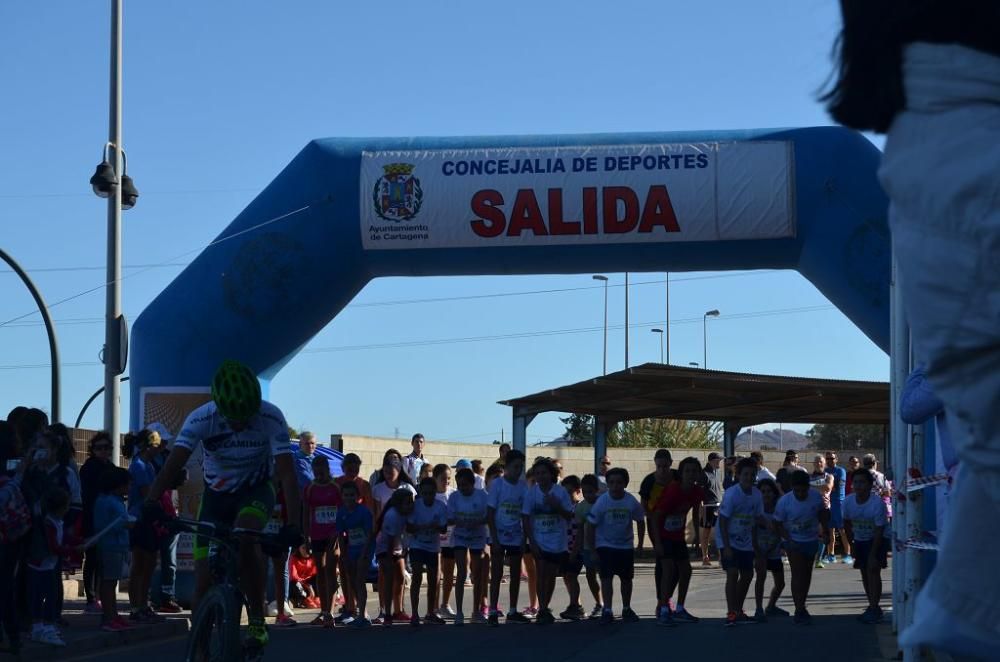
left=593, top=418, right=610, bottom=475
left=512, top=407, right=535, bottom=455
left=723, top=422, right=740, bottom=457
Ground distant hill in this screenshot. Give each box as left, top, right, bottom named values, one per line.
left=735, top=428, right=811, bottom=452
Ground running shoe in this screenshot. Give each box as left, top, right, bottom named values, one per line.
left=725, top=611, right=737, bottom=628
left=657, top=609, right=676, bottom=627
left=334, top=612, right=355, bottom=625
left=157, top=599, right=183, bottom=614
left=589, top=605, right=604, bottom=619
left=559, top=605, right=584, bottom=621
left=765, top=605, right=790, bottom=618
left=372, top=611, right=385, bottom=625
left=521, top=606, right=538, bottom=618
left=535, top=609, right=555, bottom=625
left=753, top=607, right=767, bottom=623
left=702, top=558, right=713, bottom=567
left=101, top=619, right=127, bottom=632
left=471, top=611, right=487, bottom=625
left=673, top=607, right=699, bottom=623
left=425, top=613, right=446, bottom=625
left=246, top=624, right=269, bottom=648
left=392, top=611, right=411, bottom=621
left=487, top=612, right=500, bottom=627
left=506, top=611, right=531, bottom=624
left=736, top=611, right=756, bottom=625
left=454, top=612, right=465, bottom=627
left=410, top=615, right=421, bottom=628
left=814, top=558, right=826, bottom=569
left=842, top=555, right=855, bottom=565
left=825, top=554, right=837, bottom=564
left=600, top=610, right=614, bottom=625
left=437, top=604, right=456, bottom=619
left=350, top=617, right=372, bottom=629
left=309, top=614, right=330, bottom=626
left=793, top=609, right=812, bottom=625
left=274, top=613, right=297, bottom=627
left=84, top=600, right=104, bottom=614
left=621, top=608, right=640, bottom=623
left=382, top=616, right=394, bottom=628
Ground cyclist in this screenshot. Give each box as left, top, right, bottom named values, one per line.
left=145, top=360, right=302, bottom=651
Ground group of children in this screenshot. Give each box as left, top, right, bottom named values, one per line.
left=300, top=450, right=889, bottom=630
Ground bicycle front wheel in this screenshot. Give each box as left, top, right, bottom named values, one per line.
left=185, top=585, right=243, bottom=662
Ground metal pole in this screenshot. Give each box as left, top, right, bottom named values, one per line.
left=624, top=272, right=629, bottom=369
left=74, top=377, right=130, bottom=429
left=703, top=314, right=708, bottom=369
left=665, top=273, right=670, bottom=365
left=0, top=249, right=61, bottom=422
left=602, top=279, right=608, bottom=375
left=104, top=0, right=124, bottom=464
left=659, top=332, right=664, bottom=364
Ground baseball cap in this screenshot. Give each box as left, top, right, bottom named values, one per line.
left=707, top=452, right=722, bottom=461
left=453, top=459, right=472, bottom=469
left=146, top=421, right=174, bottom=443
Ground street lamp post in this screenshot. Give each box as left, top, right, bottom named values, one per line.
left=664, top=273, right=670, bottom=365
left=703, top=309, right=720, bottom=369
left=624, top=272, right=630, bottom=369
left=592, top=275, right=608, bottom=375
left=688, top=362, right=699, bottom=368
left=650, top=328, right=664, bottom=364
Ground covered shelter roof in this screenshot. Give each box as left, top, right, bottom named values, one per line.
left=499, top=363, right=889, bottom=430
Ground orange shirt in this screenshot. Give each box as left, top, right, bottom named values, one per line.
left=335, top=475, right=374, bottom=511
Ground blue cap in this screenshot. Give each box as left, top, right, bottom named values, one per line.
left=453, top=459, right=472, bottom=469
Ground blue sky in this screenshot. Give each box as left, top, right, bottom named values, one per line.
left=0, top=1, right=886, bottom=444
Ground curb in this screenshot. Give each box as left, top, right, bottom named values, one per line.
left=18, top=618, right=189, bottom=661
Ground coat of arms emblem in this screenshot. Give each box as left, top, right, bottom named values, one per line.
left=372, top=163, right=423, bottom=222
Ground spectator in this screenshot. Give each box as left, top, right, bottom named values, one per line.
left=722, top=456, right=738, bottom=490
left=93, top=466, right=134, bottom=632
left=470, top=459, right=486, bottom=491
left=596, top=455, right=611, bottom=494
left=144, top=423, right=181, bottom=614
left=27, top=489, right=74, bottom=647
left=402, top=433, right=426, bottom=481
left=80, top=432, right=114, bottom=613
left=808, top=455, right=835, bottom=570
left=750, top=451, right=776, bottom=482
left=124, top=430, right=165, bottom=623
left=775, top=450, right=805, bottom=494
left=489, top=443, right=511, bottom=472
left=845, top=456, right=861, bottom=496
left=293, top=431, right=317, bottom=491
left=289, top=545, right=319, bottom=609
left=699, top=452, right=724, bottom=566
left=824, top=452, right=853, bottom=565
left=0, top=419, right=27, bottom=655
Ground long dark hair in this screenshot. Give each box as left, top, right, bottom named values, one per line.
left=376, top=448, right=414, bottom=486
left=88, top=432, right=113, bottom=459
left=374, top=487, right=414, bottom=534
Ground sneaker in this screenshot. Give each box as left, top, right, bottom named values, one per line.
left=471, top=611, right=487, bottom=625
left=506, top=611, right=531, bottom=624
left=334, top=612, right=355, bottom=625
left=487, top=612, right=499, bottom=627
left=754, top=607, right=767, bottom=623
left=454, top=612, right=464, bottom=627
left=842, top=555, right=855, bottom=566
left=725, top=611, right=737, bottom=628
left=382, top=616, right=394, bottom=628
left=793, top=609, right=812, bottom=625
left=111, top=616, right=133, bottom=629
left=588, top=605, right=604, bottom=619
left=267, top=601, right=279, bottom=617
left=736, top=611, right=755, bottom=625
left=246, top=623, right=269, bottom=647
left=84, top=600, right=104, bottom=614
left=36, top=627, right=65, bottom=647
left=437, top=604, right=456, bottom=619
left=274, top=613, right=297, bottom=627
left=157, top=599, right=183, bottom=614
left=350, top=617, right=371, bottom=629
left=410, top=615, right=421, bottom=627
left=309, top=615, right=328, bottom=626
left=559, top=605, right=584, bottom=621
left=101, top=619, right=127, bottom=632
left=392, top=611, right=410, bottom=621
left=535, top=609, right=555, bottom=625
left=814, top=558, right=826, bottom=569
left=142, top=607, right=166, bottom=623
left=621, top=608, right=640, bottom=623
left=600, top=610, right=614, bottom=625
left=657, top=609, right=676, bottom=627
left=673, top=607, right=699, bottom=623
left=765, top=605, right=790, bottom=618
left=521, top=607, right=538, bottom=618
left=372, top=611, right=385, bottom=625
left=283, top=602, right=295, bottom=617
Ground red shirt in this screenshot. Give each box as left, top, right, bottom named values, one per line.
left=655, top=482, right=704, bottom=541
left=290, top=554, right=317, bottom=583
left=305, top=481, right=342, bottom=540
left=335, top=475, right=374, bottom=510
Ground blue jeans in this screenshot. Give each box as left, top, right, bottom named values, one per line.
left=159, top=532, right=178, bottom=600
left=28, top=568, right=57, bottom=624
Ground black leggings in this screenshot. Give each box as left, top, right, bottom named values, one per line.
left=83, top=548, right=102, bottom=602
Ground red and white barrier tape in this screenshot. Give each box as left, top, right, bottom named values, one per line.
left=905, top=472, right=950, bottom=493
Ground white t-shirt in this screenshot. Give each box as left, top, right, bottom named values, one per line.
left=586, top=491, right=644, bottom=550
left=375, top=508, right=407, bottom=555
left=774, top=489, right=825, bottom=543
left=436, top=488, right=455, bottom=547
left=407, top=498, right=448, bottom=552
left=757, top=509, right=782, bottom=559
left=174, top=400, right=292, bottom=493
left=756, top=467, right=776, bottom=483
left=372, top=481, right=417, bottom=511
left=843, top=493, right=888, bottom=542
left=521, top=483, right=573, bottom=553
left=448, top=489, right=489, bottom=549
left=473, top=474, right=486, bottom=491
left=487, top=478, right=528, bottom=546
left=716, top=484, right=764, bottom=552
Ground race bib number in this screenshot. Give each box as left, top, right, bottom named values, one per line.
left=853, top=518, right=874, bottom=540
left=791, top=518, right=816, bottom=536
left=348, top=527, right=367, bottom=548
left=500, top=501, right=520, bottom=523
left=535, top=514, right=560, bottom=535
left=608, top=508, right=630, bottom=523
left=730, top=513, right=752, bottom=544
left=663, top=515, right=685, bottom=532
left=314, top=506, right=338, bottom=525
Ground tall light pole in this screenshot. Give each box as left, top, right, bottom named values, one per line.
left=650, top=328, right=664, bottom=363
left=592, top=275, right=608, bottom=375
left=624, top=272, right=630, bottom=369
left=664, top=273, right=670, bottom=365
left=703, top=309, right=720, bottom=369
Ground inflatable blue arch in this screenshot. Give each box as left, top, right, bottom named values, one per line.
left=129, top=127, right=889, bottom=430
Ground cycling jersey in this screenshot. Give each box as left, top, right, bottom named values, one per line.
left=175, top=400, right=292, bottom=493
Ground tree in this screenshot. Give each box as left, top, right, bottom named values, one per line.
left=806, top=423, right=884, bottom=451
left=560, top=413, right=594, bottom=443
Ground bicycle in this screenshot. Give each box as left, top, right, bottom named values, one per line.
left=168, top=517, right=287, bottom=662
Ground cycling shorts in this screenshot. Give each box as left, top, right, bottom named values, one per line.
left=194, top=481, right=276, bottom=561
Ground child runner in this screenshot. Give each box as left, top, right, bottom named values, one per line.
left=480, top=464, right=503, bottom=619
left=406, top=477, right=448, bottom=626
left=559, top=475, right=586, bottom=621
left=574, top=474, right=603, bottom=620
left=653, top=456, right=703, bottom=626
left=773, top=470, right=830, bottom=625
left=92, top=466, right=135, bottom=632
left=586, top=467, right=645, bottom=624
left=447, top=467, right=489, bottom=626
left=27, top=489, right=76, bottom=646
left=334, top=453, right=372, bottom=624
left=522, top=458, right=574, bottom=625
left=718, top=457, right=765, bottom=627
left=432, top=463, right=457, bottom=620
left=521, top=465, right=540, bottom=618
left=303, top=455, right=342, bottom=626
left=373, top=488, right=414, bottom=627
left=752, top=478, right=788, bottom=622
left=334, top=481, right=374, bottom=628
left=843, top=468, right=889, bottom=624
left=289, top=545, right=319, bottom=609
left=486, top=449, right=530, bottom=626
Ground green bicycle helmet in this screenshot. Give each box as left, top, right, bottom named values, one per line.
left=211, top=360, right=262, bottom=422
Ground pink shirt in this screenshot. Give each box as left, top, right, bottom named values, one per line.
left=305, top=481, right=343, bottom=540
